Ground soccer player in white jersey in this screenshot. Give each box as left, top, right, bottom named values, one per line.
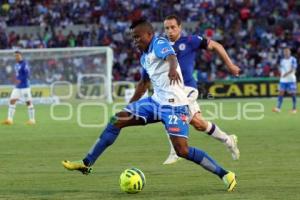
left=273, top=47, right=298, bottom=113
left=62, top=19, right=237, bottom=192
left=2, top=51, right=35, bottom=125
left=161, top=15, right=241, bottom=164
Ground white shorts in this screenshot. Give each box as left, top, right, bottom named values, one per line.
left=10, top=88, right=32, bottom=102
left=184, top=86, right=200, bottom=120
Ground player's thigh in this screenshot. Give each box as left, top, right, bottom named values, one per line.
left=113, top=111, right=145, bottom=128
left=189, top=101, right=201, bottom=120
left=185, top=87, right=200, bottom=118
left=279, top=82, right=288, bottom=92
left=10, top=88, right=21, bottom=100
left=161, top=105, right=190, bottom=138
left=190, top=112, right=207, bottom=131
left=21, top=88, right=32, bottom=102
left=123, top=97, right=158, bottom=125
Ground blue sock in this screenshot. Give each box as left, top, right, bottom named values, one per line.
left=187, top=147, right=228, bottom=179
left=292, top=94, right=297, bottom=110
left=83, top=123, right=120, bottom=166
left=277, top=95, right=283, bottom=109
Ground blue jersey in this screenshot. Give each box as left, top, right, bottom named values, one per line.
left=171, top=35, right=208, bottom=89
left=14, top=60, right=30, bottom=88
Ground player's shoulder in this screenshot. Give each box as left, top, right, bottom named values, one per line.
left=178, top=34, right=204, bottom=44
left=154, top=36, right=169, bottom=45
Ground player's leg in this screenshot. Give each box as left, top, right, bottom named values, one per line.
left=289, top=82, right=297, bottom=113
left=163, top=98, right=239, bottom=163
left=62, top=97, right=153, bottom=174
left=169, top=135, right=237, bottom=191
left=190, top=112, right=240, bottom=160
left=23, top=88, right=35, bottom=124
left=82, top=111, right=145, bottom=166
left=273, top=83, right=285, bottom=112
left=62, top=111, right=145, bottom=174
left=163, top=132, right=181, bottom=164
left=163, top=87, right=197, bottom=164
left=291, top=92, right=297, bottom=113
left=25, top=101, right=35, bottom=124
left=2, top=88, right=19, bottom=125
left=162, top=105, right=237, bottom=191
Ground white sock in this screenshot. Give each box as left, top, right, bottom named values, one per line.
left=166, top=134, right=177, bottom=155
left=28, top=104, right=35, bottom=121
left=205, top=122, right=231, bottom=146
left=8, top=104, right=16, bottom=121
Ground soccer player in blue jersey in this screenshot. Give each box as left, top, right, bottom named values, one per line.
left=273, top=47, right=298, bottom=114
left=2, top=51, right=35, bottom=125
left=160, top=15, right=240, bottom=164
left=62, top=19, right=237, bottom=191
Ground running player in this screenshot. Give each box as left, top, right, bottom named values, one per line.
left=62, top=19, right=237, bottom=192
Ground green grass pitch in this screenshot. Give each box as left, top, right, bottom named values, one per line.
left=0, top=98, right=299, bottom=200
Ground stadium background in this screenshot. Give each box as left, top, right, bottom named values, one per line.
left=0, top=1, right=299, bottom=200
left=0, top=0, right=300, bottom=98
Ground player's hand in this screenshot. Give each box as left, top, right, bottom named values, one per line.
left=168, top=68, right=182, bottom=85
left=228, top=65, right=241, bottom=77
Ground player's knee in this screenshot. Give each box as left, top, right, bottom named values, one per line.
left=112, top=112, right=132, bottom=128
left=191, top=120, right=206, bottom=132
left=174, top=145, right=189, bottom=158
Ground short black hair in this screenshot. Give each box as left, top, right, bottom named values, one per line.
left=130, top=18, right=154, bottom=33
left=14, top=50, right=22, bottom=54
left=164, top=15, right=182, bottom=26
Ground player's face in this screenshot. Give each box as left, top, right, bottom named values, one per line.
left=164, top=19, right=181, bottom=42
left=131, top=26, right=153, bottom=52
left=283, top=48, right=291, bottom=58
left=15, top=53, right=23, bottom=62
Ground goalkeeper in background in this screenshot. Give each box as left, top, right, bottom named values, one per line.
left=2, top=51, right=36, bottom=125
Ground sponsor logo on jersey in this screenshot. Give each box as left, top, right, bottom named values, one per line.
left=168, top=127, right=180, bottom=133
left=168, top=98, right=175, bottom=102
left=180, top=114, right=188, bottom=122
left=157, top=40, right=165, bottom=44
left=179, top=43, right=186, bottom=51
left=161, top=47, right=172, bottom=54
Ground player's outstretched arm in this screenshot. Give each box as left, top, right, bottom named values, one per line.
left=129, top=78, right=151, bottom=103
left=207, top=40, right=240, bottom=76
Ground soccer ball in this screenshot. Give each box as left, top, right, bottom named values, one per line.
left=119, top=168, right=146, bottom=194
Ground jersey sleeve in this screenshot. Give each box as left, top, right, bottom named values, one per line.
left=153, top=38, right=175, bottom=59
left=189, top=35, right=209, bottom=50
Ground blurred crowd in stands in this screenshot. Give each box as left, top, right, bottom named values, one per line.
left=0, top=0, right=299, bottom=84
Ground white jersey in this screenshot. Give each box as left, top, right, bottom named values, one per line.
left=140, top=36, right=188, bottom=106
left=280, top=56, right=297, bottom=83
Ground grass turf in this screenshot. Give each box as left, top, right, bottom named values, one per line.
left=0, top=98, right=299, bottom=200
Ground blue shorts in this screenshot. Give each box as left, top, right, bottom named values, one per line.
left=124, top=97, right=190, bottom=138
left=279, top=82, right=297, bottom=93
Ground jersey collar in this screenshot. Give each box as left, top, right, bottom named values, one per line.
left=145, top=36, right=156, bottom=53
